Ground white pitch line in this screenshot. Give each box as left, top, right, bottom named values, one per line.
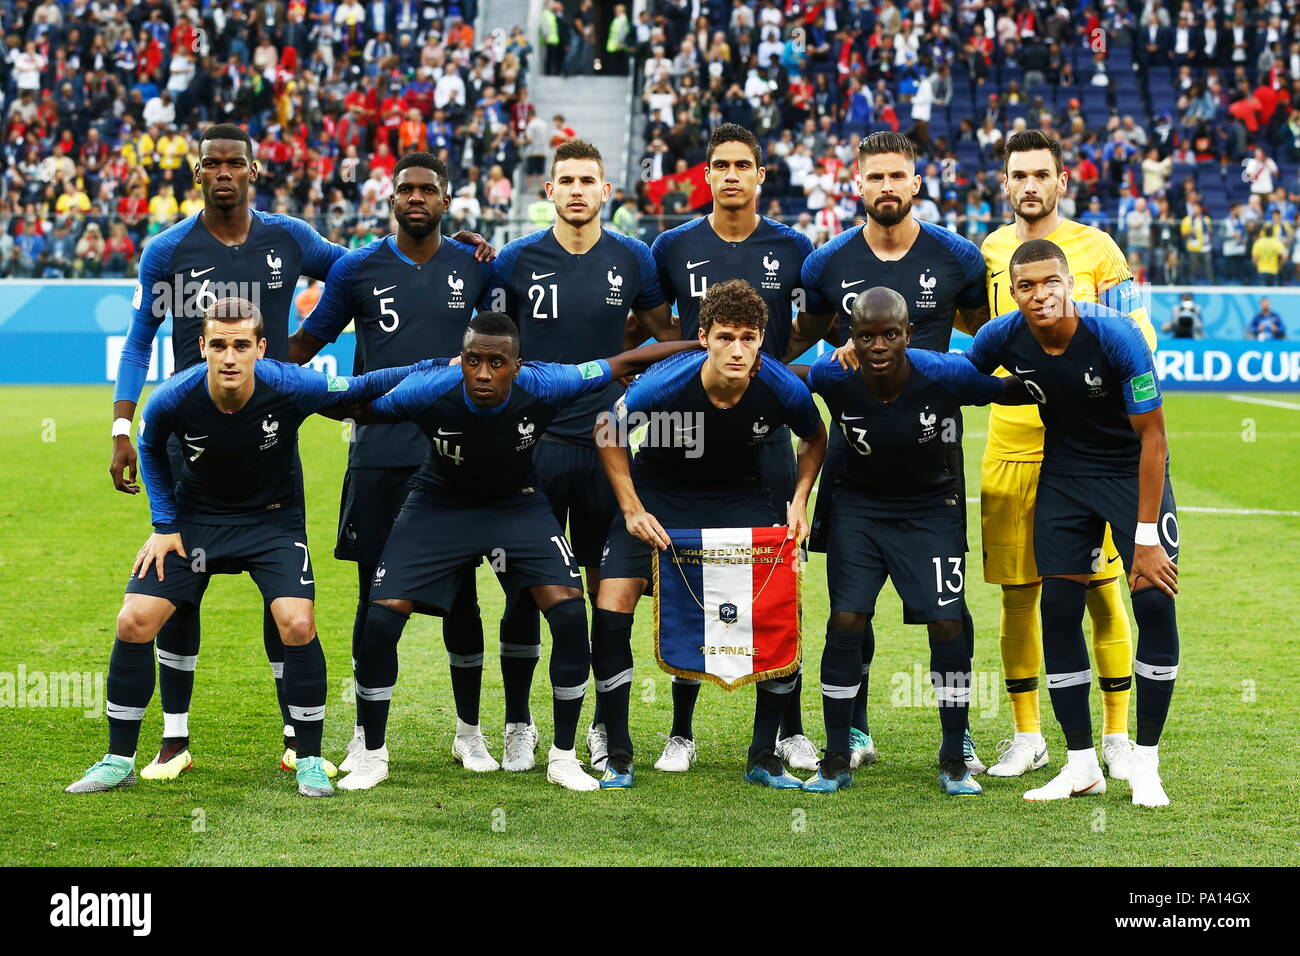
left=1228, top=395, right=1300, bottom=411
left=961, top=497, right=1299, bottom=516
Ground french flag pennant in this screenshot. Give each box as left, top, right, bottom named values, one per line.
left=653, top=526, right=802, bottom=691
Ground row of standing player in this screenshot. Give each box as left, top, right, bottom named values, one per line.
left=77, top=122, right=1179, bottom=805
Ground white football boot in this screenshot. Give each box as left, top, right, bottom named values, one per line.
left=987, top=733, right=1050, bottom=777
left=546, top=745, right=600, bottom=791
left=1102, top=733, right=1133, bottom=781
left=775, top=734, right=821, bottom=773
left=502, top=721, right=539, bottom=772
left=339, top=725, right=366, bottom=773
left=653, top=734, right=697, bottom=772
left=1128, top=745, right=1170, bottom=807
left=337, top=745, right=389, bottom=791
left=452, top=720, right=500, bottom=772
left=1023, top=750, right=1106, bottom=801
left=587, top=722, right=610, bottom=772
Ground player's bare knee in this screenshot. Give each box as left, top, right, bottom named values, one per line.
left=596, top=577, right=644, bottom=614
left=927, top=619, right=963, bottom=644
left=279, top=614, right=316, bottom=646
left=115, top=606, right=156, bottom=643
left=830, top=610, right=868, bottom=632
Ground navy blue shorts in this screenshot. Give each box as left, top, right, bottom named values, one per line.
left=125, top=517, right=315, bottom=607
left=370, top=486, right=580, bottom=615
left=600, top=481, right=779, bottom=585
left=1034, top=471, right=1179, bottom=577
left=827, top=485, right=967, bottom=622
left=334, top=465, right=419, bottom=565
left=534, top=435, right=621, bottom=568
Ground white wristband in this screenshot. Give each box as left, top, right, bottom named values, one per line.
left=111, top=417, right=132, bottom=438
left=1134, top=522, right=1160, bottom=546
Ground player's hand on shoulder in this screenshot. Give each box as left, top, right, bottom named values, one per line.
left=626, top=509, right=671, bottom=550
left=1129, top=544, right=1178, bottom=597
left=133, top=532, right=187, bottom=581
left=110, top=436, right=140, bottom=495
left=452, top=230, right=496, bottom=262
left=833, top=342, right=858, bottom=371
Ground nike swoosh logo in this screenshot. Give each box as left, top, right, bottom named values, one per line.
left=937, top=597, right=960, bottom=606
left=183, top=433, right=208, bottom=441
left=190, top=267, right=215, bottom=278
left=300, top=577, right=314, bottom=585
left=841, top=414, right=865, bottom=421
left=686, top=259, right=711, bottom=269
left=298, top=709, right=323, bottom=719
left=437, top=428, right=461, bottom=436
left=1107, top=554, right=1121, bottom=564
left=1047, top=678, right=1072, bottom=687
left=531, top=271, right=556, bottom=280
left=840, top=279, right=867, bottom=289
left=1150, top=669, right=1173, bottom=677
left=1014, top=366, right=1035, bottom=374
left=373, top=284, right=397, bottom=296
left=991, top=269, right=1005, bottom=278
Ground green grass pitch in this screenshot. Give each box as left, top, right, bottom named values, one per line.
left=0, top=386, right=1296, bottom=866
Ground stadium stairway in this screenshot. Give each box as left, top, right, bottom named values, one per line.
left=480, top=0, right=634, bottom=190
left=529, top=73, right=634, bottom=190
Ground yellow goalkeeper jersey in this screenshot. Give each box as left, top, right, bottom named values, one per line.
left=980, top=218, right=1155, bottom=461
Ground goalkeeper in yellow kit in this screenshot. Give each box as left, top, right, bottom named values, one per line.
left=973, top=131, right=1156, bottom=779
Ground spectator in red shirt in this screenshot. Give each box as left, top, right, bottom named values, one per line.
left=1075, top=155, right=1100, bottom=196
left=369, top=139, right=396, bottom=178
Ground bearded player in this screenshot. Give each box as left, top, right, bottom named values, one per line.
left=977, top=131, right=1156, bottom=780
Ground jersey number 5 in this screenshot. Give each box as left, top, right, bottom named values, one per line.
left=379, top=297, right=400, bottom=332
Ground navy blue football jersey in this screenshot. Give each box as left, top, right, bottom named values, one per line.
left=800, top=221, right=985, bottom=351
left=116, top=210, right=347, bottom=402
left=650, top=215, right=813, bottom=358
left=613, top=350, right=821, bottom=494
left=301, top=234, right=493, bottom=468
left=138, top=359, right=417, bottom=531
left=806, top=349, right=1004, bottom=515
left=486, top=228, right=665, bottom=443
left=964, top=301, right=1162, bottom=478
left=371, top=359, right=615, bottom=502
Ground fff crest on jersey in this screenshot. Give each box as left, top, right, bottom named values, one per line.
left=761, top=252, right=782, bottom=290
left=916, top=268, right=938, bottom=310
left=266, top=250, right=283, bottom=291
left=447, top=270, right=466, bottom=309
left=605, top=267, right=624, bottom=306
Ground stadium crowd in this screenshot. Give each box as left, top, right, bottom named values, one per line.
left=620, top=0, right=1300, bottom=288
left=9, top=0, right=1300, bottom=291
left=0, top=0, right=543, bottom=277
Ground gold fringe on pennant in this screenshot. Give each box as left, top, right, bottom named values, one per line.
left=653, top=530, right=803, bottom=693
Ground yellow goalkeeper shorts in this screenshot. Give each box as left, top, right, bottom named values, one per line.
left=979, top=456, right=1123, bottom=586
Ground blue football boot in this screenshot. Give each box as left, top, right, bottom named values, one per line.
left=744, top=749, right=803, bottom=790
left=802, top=753, right=853, bottom=793
left=600, top=749, right=634, bottom=790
